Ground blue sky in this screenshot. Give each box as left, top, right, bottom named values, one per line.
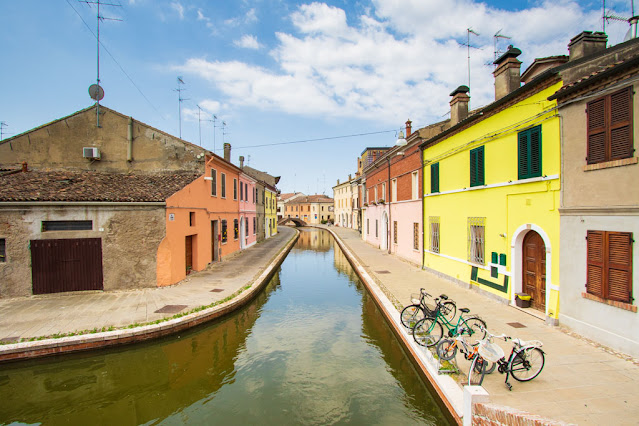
left=0, top=0, right=633, bottom=194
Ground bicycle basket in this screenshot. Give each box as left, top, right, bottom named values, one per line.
left=478, top=340, right=504, bottom=363
left=410, top=293, right=421, bottom=305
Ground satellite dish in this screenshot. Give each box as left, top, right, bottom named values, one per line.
left=88, top=84, right=105, bottom=101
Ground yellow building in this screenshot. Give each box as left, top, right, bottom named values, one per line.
left=422, top=47, right=562, bottom=323
left=265, top=186, right=278, bottom=237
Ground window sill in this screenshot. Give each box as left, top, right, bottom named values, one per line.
left=582, top=292, right=637, bottom=312
left=583, top=156, right=638, bottom=172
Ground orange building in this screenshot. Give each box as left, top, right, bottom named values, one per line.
left=158, top=153, right=241, bottom=287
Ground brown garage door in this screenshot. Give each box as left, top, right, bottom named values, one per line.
left=31, top=238, right=104, bottom=294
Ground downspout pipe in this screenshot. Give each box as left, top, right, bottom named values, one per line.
left=127, top=117, right=133, bottom=162
left=387, top=155, right=392, bottom=254
left=420, top=144, right=425, bottom=269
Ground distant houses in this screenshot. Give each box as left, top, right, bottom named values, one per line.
left=0, top=105, right=280, bottom=296
left=335, top=32, right=639, bottom=357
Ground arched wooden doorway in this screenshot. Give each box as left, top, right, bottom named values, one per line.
left=522, top=231, right=546, bottom=311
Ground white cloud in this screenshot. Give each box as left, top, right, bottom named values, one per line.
left=225, top=7, right=258, bottom=27
left=177, top=0, right=629, bottom=127
left=171, top=1, right=185, bottom=20
left=234, top=35, right=261, bottom=49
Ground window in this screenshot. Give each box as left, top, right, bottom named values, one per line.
left=429, top=217, right=440, bottom=253
left=367, top=219, right=370, bottom=235
left=221, top=220, right=228, bottom=243
left=0, top=238, right=5, bottom=262
left=253, top=217, right=256, bottom=234
left=393, top=221, right=398, bottom=244
left=391, top=179, right=397, bottom=202
left=374, top=187, right=378, bottom=203
left=412, top=171, right=419, bottom=199
left=518, top=125, right=542, bottom=179
left=245, top=218, right=249, bottom=239
left=430, top=163, right=439, bottom=193
left=414, top=223, right=420, bottom=251
left=233, top=179, right=238, bottom=200
left=587, top=231, right=633, bottom=303
left=234, top=219, right=239, bottom=240
left=189, top=212, right=195, bottom=226
left=381, top=183, right=386, bottom=202
left=42, top=221, right=92, bottom=231
left=468, top=217, right=485, bottom=264
left=375, top=220, right=378, bottom=238
left=221, top=173, right=227, bottom=198
left=587, top=86, right=634, bottom=164
left=240, top=181, right=244, bottom=201
left=211, top=169, right=217, bottom=196
left=470, top=146, right=485, bottom=187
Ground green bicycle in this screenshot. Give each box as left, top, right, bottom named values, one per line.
left=412, top=298, right=487, bottom=347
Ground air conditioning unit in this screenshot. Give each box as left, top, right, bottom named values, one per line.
left=83, top=147, right=101, bottom=160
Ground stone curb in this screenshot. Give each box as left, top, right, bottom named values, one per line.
left=0, top=229, right=300, bottom=363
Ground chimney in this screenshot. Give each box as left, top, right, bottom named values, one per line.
left=239, top=155, right=245, bottom=169
left=493, top=45, right=522, bottom=100
left=224, top=143, right=231, bottom=162
left=568, top=31, right=607, bottom=61
left=449, top=85, right=470, bottom=125
left=337, top=179, right=340, bottom=185
left=405, top=119, right=412, bottom=138
left=348, top=174, right=352, bottom=181
left=21, top=161, right=28, bottom=173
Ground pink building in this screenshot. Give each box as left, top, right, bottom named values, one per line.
left=239, top=164, right=257, bottom=250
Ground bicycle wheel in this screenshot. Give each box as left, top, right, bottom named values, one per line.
left=509, top=347, right=545, bottom=382
left=440, top=301, right=457, bottom=322
left=460, top=317, right=487, bottom=341
left=400, top=304, right=425, bottom=329
left=436, top=339, right=457, bottom=361
left=468, top=354, right=487, bottom=386
left=413, top=317, right=443, bottom=347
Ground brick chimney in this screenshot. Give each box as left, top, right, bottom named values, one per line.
left=568, top=31, right=607, bottom=61
left=224, top=143, right=231, bottom=162
left=239, top=155, right=244, bottom=169
left=449, top=85, right=470, bottom=125
left=493, top=45, right=522, bottom=100
left=405, top=119, right=412, bottom=138
left=21, top=161, right=28, bottom=173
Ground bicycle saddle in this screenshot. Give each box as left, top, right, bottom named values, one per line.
left=459, top=308, right=470, bottom=313
left=439, top=294, right=448, bottom=300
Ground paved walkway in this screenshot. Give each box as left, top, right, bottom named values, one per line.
left=0, top=227, right=296, bottom=343
left=327, top=225, right=639, bottom=425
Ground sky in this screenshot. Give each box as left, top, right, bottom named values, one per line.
left=0, top=0, right=634, bottom=195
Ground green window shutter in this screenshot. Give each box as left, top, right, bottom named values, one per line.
left=470, top=146, right=484, bottom=187
left=431, top=163, right=439, bottom=193
left=518, top=125, right=542, bottom=179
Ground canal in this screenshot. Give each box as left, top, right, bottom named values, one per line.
left=0, top=228, right=451, bottom=425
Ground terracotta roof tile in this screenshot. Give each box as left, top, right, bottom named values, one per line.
left=0, top=170, right=200, bottom=202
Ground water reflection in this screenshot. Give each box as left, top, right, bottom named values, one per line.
left=0, top=229, right=450, bottom=425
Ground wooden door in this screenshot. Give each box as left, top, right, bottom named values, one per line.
left=211, top=221, right=219, bottom=262
left=522, top=231, right=546, bottom=311
left=31, top=238, right=103, bottom=294
left=185, top=235, right=193, bottom=274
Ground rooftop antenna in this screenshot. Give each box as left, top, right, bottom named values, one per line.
left=197, top=104, right=202, bottom=146
left=174, top=76, right=189, bottom=139
left=222, top=121, right=227, bottom=144
left=493, top=30, right=512, bottom=66
left=80, top=0, right=122, bottom=128
left=460, top=28, right=480, bottom=108
left=247, top=154, right=251, bottom=166
left=0, top=122, right=7, bottom=141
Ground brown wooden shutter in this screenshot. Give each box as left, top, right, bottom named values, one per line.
left=587, top=98, right=606, bottom=164
left=586, top=230, right=605, bottom=297
left=609, top=87, right=633, bottom=160
left=607, top=231, right=633, bottom=303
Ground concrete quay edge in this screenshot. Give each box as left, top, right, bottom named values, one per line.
left=0, top=229, right=300, bottom=363
left=319, top=226, right=463, bottom=426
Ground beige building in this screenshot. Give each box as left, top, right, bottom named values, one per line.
left=549, top=33, right=639, bottom=357
left=332, top=176, right=354, bottom=228
left=284, top=195, right=334, bottom=225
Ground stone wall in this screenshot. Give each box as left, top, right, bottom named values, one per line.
left=0, top=205, right=165, bottom=297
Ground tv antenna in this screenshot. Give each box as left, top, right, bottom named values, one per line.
left=0, top=122, right=7, bottom=141
left=80, top=0, right=122, bottom=128
left=174, top=76, right=189, bottom=139
left=493, top=30, right=512, bottom=65
left=458, top=28, right=480, bottom=107
left=222, top=121, right=227, bottom=144
left=200, top=110, right=219, bottom=153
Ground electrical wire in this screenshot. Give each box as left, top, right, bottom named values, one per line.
left=66, top=0, right=165, bottom=121
left=231, top=129, right=398, bottom=150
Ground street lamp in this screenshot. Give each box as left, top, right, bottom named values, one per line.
left=395, top=130, right=407, bottom=147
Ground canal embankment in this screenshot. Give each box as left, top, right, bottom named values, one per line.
left=0, top=226, right=298, bottom=362
left=323, top=224, right=639, bottom=426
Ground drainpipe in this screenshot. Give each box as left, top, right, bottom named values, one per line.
left=420, top=144, right=425, bottom=269
left=387, top=155, right=392, bottom=254
left=127, top=117, right=133, bottom=162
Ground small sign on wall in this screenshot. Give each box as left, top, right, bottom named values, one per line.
left=169, top=213, right=175, bottom=221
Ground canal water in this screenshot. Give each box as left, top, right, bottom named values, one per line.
left=0, top=229, right=451, bottom=425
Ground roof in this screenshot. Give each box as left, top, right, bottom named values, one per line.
left=288, top=194, right=333, bottom=204
left=242, top=166, right=280, bottom=188
left=278, top=192, right=304, bottom=201
left=360, top=147, right=390, bottom=156
left=548, top=55, right=639, bottom=101
left=0, top=170, right=200, bottom=202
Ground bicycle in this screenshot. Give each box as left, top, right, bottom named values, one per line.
left=436, top=328, right=496, bottom=373
left=468, top=327, right=545, bottom=390
left=413, top=300, right=486, bottom=347
left=400, top=289, right=456, bottom=329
